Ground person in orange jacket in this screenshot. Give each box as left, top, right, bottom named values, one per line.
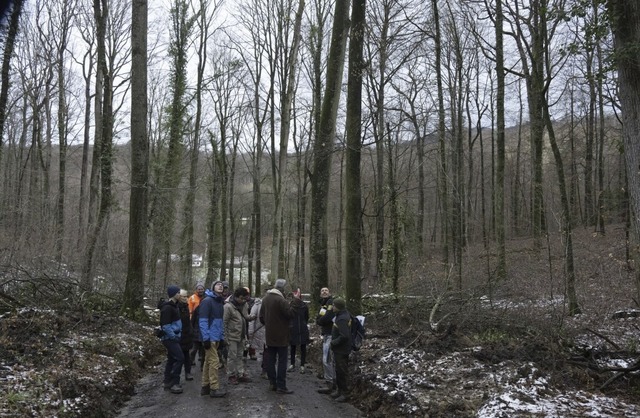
left=188, top=283, right=206, bottom=369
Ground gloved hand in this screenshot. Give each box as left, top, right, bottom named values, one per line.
left=203, top=340, right=212, bottom=350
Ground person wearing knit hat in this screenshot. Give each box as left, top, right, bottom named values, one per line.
left=160, top=285, right=184, bottom=394
left=177, top=289, right=194, bottom=382
left=332, top=298, right=346, bottom=311
left=325, top=296, right=352, bottom=403
left=167, top=285, right=180, bottom=298
left=198, top=279, right=227, bottom=398
left=215, top=281, right=230, bottom=368
left=188, top=283, right=207, bottom=370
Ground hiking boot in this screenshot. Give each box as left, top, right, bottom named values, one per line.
left=317, top=383, right=336, bottom=394
left=210, top=388, right=227, bottom=398
left=250, top=355, right=258, bottom=361
left=276, top=388, right=294, bottom=394
left=169, top=384, right=183, bottom=394
left=260, top=371, right=268, bottom=379
left=330, top=390, right=341, bottom=398
left=185, top=373, right=193, bottom=381
left=238, top=374, right=253, bottom=383
left=335, top=395, right=349, bottom=403
left=299, top=366, right=305, bottom=374
left=287, top=364, right=295, bottom=372
left=228, top=375, right=239, bottom=385
left=163, top=381, right=172, bottom=390
left=200, top=386, right=210, bottom=396
left=268, top=383, right=277, bottom=391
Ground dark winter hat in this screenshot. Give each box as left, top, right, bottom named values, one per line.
left=212, top=280, right=223, bottom=290
left=222, top=281, right=229, bottom=288
left=333, top=297, right=346, bottom=311
left=275, top=279, right=286, bottom=291
left=167, top=285, right=180, bottom=298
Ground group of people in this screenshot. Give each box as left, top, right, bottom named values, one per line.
left=158, top=279, right=354, bottom=403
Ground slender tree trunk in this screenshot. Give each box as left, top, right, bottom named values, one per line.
left=495, top=0, right=506, bottom=280
left=78, top=49, right=94, bottom=252
left=83, top=0, right=109, bottom=289
left=432, top=0, right=449, bottom=269
left=543, top=106, right=581, bottom=315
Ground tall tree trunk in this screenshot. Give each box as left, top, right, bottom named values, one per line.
left=271, top=0, right=305, bottom=281
left=83, top=0, right=110, bottom=290
left=148, top=0, right=192, bottom=288
left=78, top=46, right=94, bottom=252
left=543, top=106, right=581, bottom=315
left=608, top=0, right=640, bottom=299
left=0, top=0, right=24, bottom=166
left=495, top=0, right=506, bottom=280
left=310, top=0, right=350, bottom=308
left=432, top=0, right=449, bottom=269
left=123, top=0, right=148, bottom=313
left=181, top=0, right=212, bottom=285
left=595, top=5, right=606, bottom=235
left=55, top=0, right=73, bottom=263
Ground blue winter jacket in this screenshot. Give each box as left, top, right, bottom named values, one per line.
left=160, top=299, right=182, bottom=342
left=198, top=289, right=225, bottom=342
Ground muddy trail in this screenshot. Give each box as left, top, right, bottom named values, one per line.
left=116, top=355, right=363, bottom=418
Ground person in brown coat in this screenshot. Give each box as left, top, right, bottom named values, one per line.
left=259, top=279, right=303, bottom=394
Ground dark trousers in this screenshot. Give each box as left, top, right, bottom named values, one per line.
left=162, top=340, right=185, bottom=386
left=266, top=345, right=288, bottom=390
left=261, top=344, right=268, bottom=372
left=218, top=340, right=228, bottom=365
left=334, top=351, right=349, bottom=394
left=190, top=341, right=205, bottom=368
left=182, top=348, right=191, bottom=375
left=290, top=344, right=307, bottom=366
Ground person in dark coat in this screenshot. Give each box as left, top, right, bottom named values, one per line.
left=259, top=279, right=303, bottom=394
left=288, top=288, right=310, bottom=374
left=316, top=287, right=335, bottom=393
left=178, top=289, right=194, bottom=381
left=159, top=285, right=184, bottom=394
left=328, top=297, right=352, bottom=403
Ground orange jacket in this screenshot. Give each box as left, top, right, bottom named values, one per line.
left=188, top=293, right=205, bottom=317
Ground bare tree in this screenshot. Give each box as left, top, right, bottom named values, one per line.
left=310, top=0, right=350, bottom=305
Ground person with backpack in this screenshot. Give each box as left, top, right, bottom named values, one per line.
left=159, top=285, right=184, bottom=394
left=327, top=297, right=351, bottom=403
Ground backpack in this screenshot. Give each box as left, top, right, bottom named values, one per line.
left=350, top=315, right=365, bottom=351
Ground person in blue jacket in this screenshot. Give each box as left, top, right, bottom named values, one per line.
left=160, top=285, right=184, bottom=394
left=198, top=280, right=227, bottom=398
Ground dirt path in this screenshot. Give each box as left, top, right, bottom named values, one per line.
left=116, top=355, right=363, bottom=418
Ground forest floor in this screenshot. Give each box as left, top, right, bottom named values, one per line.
left=1, top=225, right=640, bottom=417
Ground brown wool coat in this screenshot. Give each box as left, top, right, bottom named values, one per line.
left=259, top=289, right=301, bottom=347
